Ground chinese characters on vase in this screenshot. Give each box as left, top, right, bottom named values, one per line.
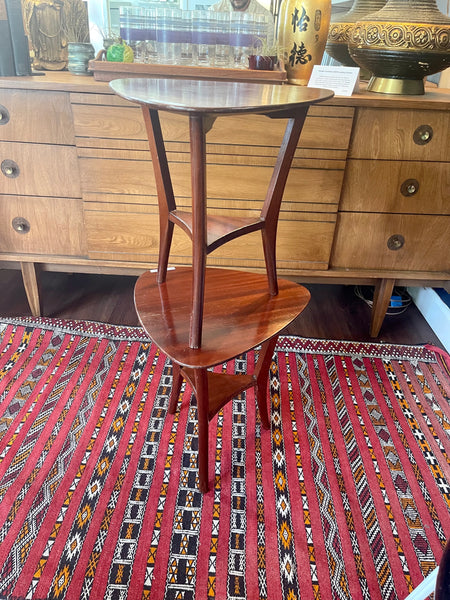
left=277, top=0, right=331, bottom=84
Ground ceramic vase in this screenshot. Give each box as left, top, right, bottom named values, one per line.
left=67, top=42, right=95, bottom=75
left=278, top=0, right=332, bottom=85
left=326, top=0, right=387, bottom=68
left=348, top=0, right=450, bottom=94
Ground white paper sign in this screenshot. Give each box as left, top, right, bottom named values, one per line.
left=308, top=65, right=360, bottom=97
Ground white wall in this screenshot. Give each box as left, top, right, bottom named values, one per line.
left=437, top=0, right=450, bottom=14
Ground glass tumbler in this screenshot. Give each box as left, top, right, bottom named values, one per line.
left=213, top=12, right=231, bottom=67
left=144, top=8, right=158, bottom=64
left=230, top=12, right=252, bottom=68
left=178, top=10, right=194, bottom=65
left=192, top=10, right=215, bottom=67
left=156, top=7, right=180, bottom=65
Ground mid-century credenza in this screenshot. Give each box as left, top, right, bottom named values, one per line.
left=0, top=71, right=448, bottom=335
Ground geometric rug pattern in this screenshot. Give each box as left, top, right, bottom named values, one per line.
left=0, top=316, right=448, bottom=600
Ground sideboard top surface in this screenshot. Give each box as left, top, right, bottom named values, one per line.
left=0, top=71, right=449, bottom=110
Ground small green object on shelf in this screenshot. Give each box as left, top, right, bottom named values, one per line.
left=106, top=42, right=134, bottom=63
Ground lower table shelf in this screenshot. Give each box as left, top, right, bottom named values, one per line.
left=134, top=267, right=311, bottom=368
left=134, top=266, right=311, bottom=491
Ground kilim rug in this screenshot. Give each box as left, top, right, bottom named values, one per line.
left=0, top=316, right=449, bottom=600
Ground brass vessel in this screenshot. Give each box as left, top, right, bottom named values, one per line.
left=348, top=0, right=450, bottom=94
left=326, top=0, right=387, bottom=69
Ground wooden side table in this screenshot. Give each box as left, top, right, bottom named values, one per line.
left=110, top=78, right=333, bottom=491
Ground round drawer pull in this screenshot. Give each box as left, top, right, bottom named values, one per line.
left=1, top=159, right=20, bottom=178
left=0, top=104, right=10, bottom=125
left=12, top=217, right=31, bottom=235
left=413, top=125, right=433, bottom=145
left=400, top=178, right=419, bottom=197
left=387, top=234, right=405, bottom=251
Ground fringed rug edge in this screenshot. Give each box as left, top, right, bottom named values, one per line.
left=0, top=316, right=447, bottom=365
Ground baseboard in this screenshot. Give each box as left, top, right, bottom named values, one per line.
left=407, top=287, right=450, bottom=352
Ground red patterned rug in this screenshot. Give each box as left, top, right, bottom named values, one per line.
left=0, top=316, right=449, bottom=600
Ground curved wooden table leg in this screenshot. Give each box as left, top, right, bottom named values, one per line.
left=21, top=262, right=42, bottom=317
left=168, top=362, right=182, bottom=415
left=254, top=336, right=278, bottom=430
left=371, top=278, right=395, bottom=337
left=194, top=368, right=210, bottom=493
left=261, top=113, right=308, bottom=296
left=158, top=220, right=174, bottom=285
left=141, top=107, right=177, bottom=285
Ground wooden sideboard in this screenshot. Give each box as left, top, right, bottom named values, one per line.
left=0, top=72, right=449, bottom=336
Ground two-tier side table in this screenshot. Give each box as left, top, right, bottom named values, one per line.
left=110, top=78, right=333, bottom=491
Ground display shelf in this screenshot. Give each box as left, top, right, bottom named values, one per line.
left=88, top=55, right=287, bottom=83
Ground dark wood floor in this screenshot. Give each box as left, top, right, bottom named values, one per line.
left=0, top=267, right=443, bottom=349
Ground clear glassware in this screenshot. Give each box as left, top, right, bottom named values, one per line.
left=144, top=8, right=158, bottom=64
left=119, top=7, right=145, bottom=56
left=251, top=13, right=270, bottom=53
left=192, top=10, right=215, bottom=67
left=134, top=40, right=147, bottom=63
left=213, top=11, right=231, bottom=68
left=230, top=12, right=252, bottom=68
left=119, top=6, right=132, bottom=45
left=156, top=7, right=180, bottom=65
left=178, top=10, right=193, bottom=65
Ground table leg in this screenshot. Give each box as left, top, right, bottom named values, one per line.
left=194, top=368, right=210, bottom=493
left=141, top=107, right=177, bottom=284
left=168, top=361, right=183, bottom=415
left=371, top=278, right=395, bottom=337
left=261, top=111, right=308, bottom=295
left=189, top=115, right=207, bottom=349
left=254, top=336, right=278, bottom=430
left=21, top=262, right=42, bottom=317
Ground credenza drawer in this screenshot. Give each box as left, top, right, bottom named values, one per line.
left=72, top=102, right=354, bottom=154
left=331, top=213, right=450, bottom=272
left=349, top=107, right=450, bottom=161
left=0, top=89, right=75, bottom=145
left=79, top=157, right=344, bottom=206
left=85, top=207, right=335, bottom=271
left=72, top=103, right=149, bottom=144
left=0, top=196, right=87, bottom=256
left=340, top=159, right=450, bottom=214
left=85, top=209, right=161, bottom=262
left=0, top=142, right=81, bottom=198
